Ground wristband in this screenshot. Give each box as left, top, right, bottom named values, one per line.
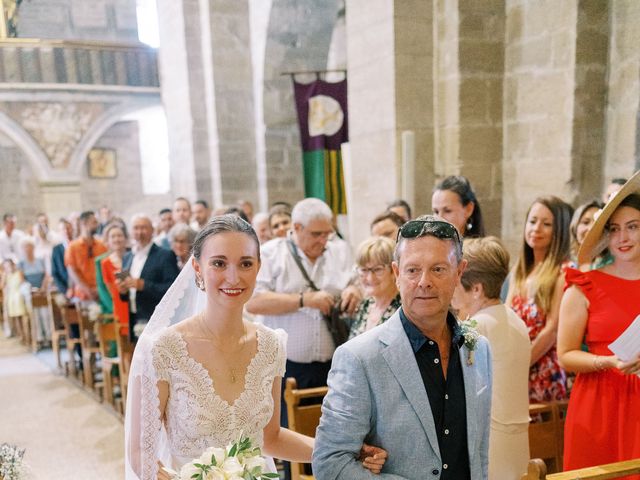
left=299, top=292, right=304, bottom=308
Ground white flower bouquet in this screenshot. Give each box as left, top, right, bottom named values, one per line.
left=458, top=318, right=480, bottom=365
left=168, top=436, right=279, bottom=480
left=0, top=444, right=27, bottom=480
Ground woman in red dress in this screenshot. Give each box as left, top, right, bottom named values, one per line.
left=100, top=222, right=130, bottom=336
left=559, top=173, right=640, bottom=477
left=507, top=196, right=573, bottom=402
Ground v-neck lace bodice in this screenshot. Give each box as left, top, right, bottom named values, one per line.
left=152, top=324, right=287, bottom=468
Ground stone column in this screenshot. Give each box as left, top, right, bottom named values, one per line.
left=40, top=182, right=82, bottom=223
left=604, top=0, right=640, bottom=181
left=570, top=0, right=609, bottom=204
left=503, top=0, right=578, bottom=252
left=435, top=0, right=505, bottom=236
left=345, top=0, right=435, bottom=247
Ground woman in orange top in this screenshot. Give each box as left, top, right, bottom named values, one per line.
left=100, top=222, right=130, bottom=335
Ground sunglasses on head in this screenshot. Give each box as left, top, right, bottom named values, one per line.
left=396, top=219, right=462, bottom=245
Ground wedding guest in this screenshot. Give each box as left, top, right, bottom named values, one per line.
left=2, top=258, right=27, bottom=340
left=98, top=222, right=130, bottom=336
left=19, top=236, right=51, bottom=344
left=238, top=199, right=255, bottom=223
left=348, top=236, right=400, bottom=339
left=172, top=197, right=192, bottom=225
left=268, top=204, right=292, bottom=238
left=51, top=218, right=73, bottom=296
left=154, top=208, right=174, bottom=250
left=569, top=199, right=606, bottom=268
left=602, top=177, right=627, bottom=204
left=506, top=196, right=573, bottom=402
left=386, top=199, right=412, bottom=222
left=369, top=211, right=404, bottom=240
left=0, top=213, right=26, bottom=261
left=32, top=217, right=57, bottom=275
left=432, top=175, right=485, bottom=237
left=168, top=222, right=197, bottom=270
left=97, top=205, right=114, bottom=236
left=191, top=200, right=211, bottom=231
left=224, top=206, right=249, bottom=223
left=559, top=172, right=640, bottom=474
left=252, top=212, right=272, bottom=244
left=65, top=211, right=107, bottom=302
left=452, top=236, right=531, bottom=480
left=118, top=214, right=179, bottom=342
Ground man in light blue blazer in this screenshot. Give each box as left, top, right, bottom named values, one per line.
left=313, top=216, right=492, bottom=479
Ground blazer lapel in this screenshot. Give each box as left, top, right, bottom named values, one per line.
left=139, top=244, right=155, bottom=278
left=380, top=315, right=441, bottom=460
left=460, top=345, right=478, bottom=459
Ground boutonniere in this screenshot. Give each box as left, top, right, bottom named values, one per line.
left=458, top=318, right=480, bottom=366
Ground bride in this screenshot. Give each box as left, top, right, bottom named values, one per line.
left=125, top=215, right=386, bottom=479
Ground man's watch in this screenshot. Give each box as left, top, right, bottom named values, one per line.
left=299, top=291, right=304, bottom=308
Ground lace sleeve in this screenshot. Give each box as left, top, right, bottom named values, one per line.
left=151, top=334, right=172, bottom=383
left=274, top=328, right=288, bottom=377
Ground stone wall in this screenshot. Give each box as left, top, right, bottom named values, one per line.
left=604, top=0, right=640, bottom=181
left=502, top=0, right=578, bottom=253
left=18, top=0, right=138, bottom=42
left=0, top=133, right=42, bottom=229
left=79, top=120, right=172, bottom=220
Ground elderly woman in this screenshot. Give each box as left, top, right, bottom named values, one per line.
left=452, top=236, right=531, bottom=480
left=558, top=172, right=640, bottom=474
left=168, top=222, right=197, bottom=270
left=252, top=212, right=272, bottom=244
left=348, top=236, right=401, bottom=340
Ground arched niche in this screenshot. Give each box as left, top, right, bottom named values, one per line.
left=260, top=0, right=344, bottom=206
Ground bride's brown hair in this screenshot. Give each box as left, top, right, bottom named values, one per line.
left=191, top=214, right=261, bottom=262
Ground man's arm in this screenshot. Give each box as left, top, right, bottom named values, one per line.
left=312, top=346, right=407, bottom=480
left=132, top=249, right=180, bottom=305
left=246, top=290, right=335, bottom=316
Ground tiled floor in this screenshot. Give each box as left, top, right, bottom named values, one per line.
left=0, top=334, right=124, bottom=479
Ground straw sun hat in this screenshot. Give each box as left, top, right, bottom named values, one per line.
left=577, top=170, right=640, bottom=265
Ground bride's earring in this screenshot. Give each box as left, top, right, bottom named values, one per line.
left=195, top=276, right=205, bottom=291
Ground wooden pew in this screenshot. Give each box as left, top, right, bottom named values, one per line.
left=522, top=458, right=640, bottom=480
left=283, top=378, right=328, bottom=480
left=96, top=314, right=120, bottom=409
left=60, top=303, right=82, bottom=380
left=529, top=401, right=568, bottom=473
left=48, top=293, right=67, bottom=370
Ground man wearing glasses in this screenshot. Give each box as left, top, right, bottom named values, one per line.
left=247, top=197, right=361, bottom=480
left=313, top=215, right=492, bottom=479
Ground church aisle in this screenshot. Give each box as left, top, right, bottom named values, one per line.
left=0, top=335, right=124, bottom=479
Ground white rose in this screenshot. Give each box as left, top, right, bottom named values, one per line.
left=200, top=447, right=226, bottom=466
left=243, top=455, right=267, bottom=472
left=221, top=456, right=244, bottom=476
left=204, top=467, right=225, bottom=480
left=178, top=463, right=200, bottom=480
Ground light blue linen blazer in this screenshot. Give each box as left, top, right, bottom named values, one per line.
left=312, top=311, right=492, bottom=480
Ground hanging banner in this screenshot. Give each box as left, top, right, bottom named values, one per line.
left=293, top=77, right=348, bottom=214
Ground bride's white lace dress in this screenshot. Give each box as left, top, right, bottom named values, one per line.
left=151, top=323, right=287, bottom=472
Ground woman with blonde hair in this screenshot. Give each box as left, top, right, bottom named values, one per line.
left=348, top=236, right=401, bottom=339
left=558, top=173, right=640, bottom=475
left=507, top=195, right=573, bottom=402
left=452, top=236, right=531, bottom=480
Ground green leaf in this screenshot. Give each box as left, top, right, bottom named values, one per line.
left=229, top=443, right=238, bottom=457
left=211, top=454, right=217, bottom=466
left=262, top=474, right=281, bottom=478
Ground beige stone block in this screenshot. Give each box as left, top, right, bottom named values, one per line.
left=504, top=122, right=532, bottom=160
left=506, top=2, right=524, bottom=43
left=395, top=0, right=432, bottom=20
left=395, top=16, right=433, bottom=58
left=459, top=40, right=504, bottom=74
left=529, top=117, right=573, bottom=159
left=459, top=125, right=502, bottom=163
left=460, top=77, right=490, bottom=123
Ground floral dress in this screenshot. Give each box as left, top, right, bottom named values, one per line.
left=348, top=294, right=401, bottom=340
left=510, top=295, right=567, bottom=402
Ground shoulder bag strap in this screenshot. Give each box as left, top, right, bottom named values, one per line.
left=286, top=238, right=319, bottom=292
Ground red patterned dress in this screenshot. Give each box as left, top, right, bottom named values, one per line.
left=510, top=294, right=567, bottom=402
left=563, top=268, right=640, bottom=478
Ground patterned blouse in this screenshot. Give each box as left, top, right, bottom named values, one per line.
left=348, top=294, right=402, bottom=340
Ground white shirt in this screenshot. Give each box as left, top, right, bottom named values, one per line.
left=0, top=228, right=26, bottom=261
left=254, top=236, right=353, bottom=363
left=130, top=241, right=153, bottom=314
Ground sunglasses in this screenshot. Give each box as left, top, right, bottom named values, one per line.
left=397, top=219, right=462, bottom=245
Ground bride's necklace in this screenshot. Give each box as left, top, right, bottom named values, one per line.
left=195, top=313, right=249, bottom=384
